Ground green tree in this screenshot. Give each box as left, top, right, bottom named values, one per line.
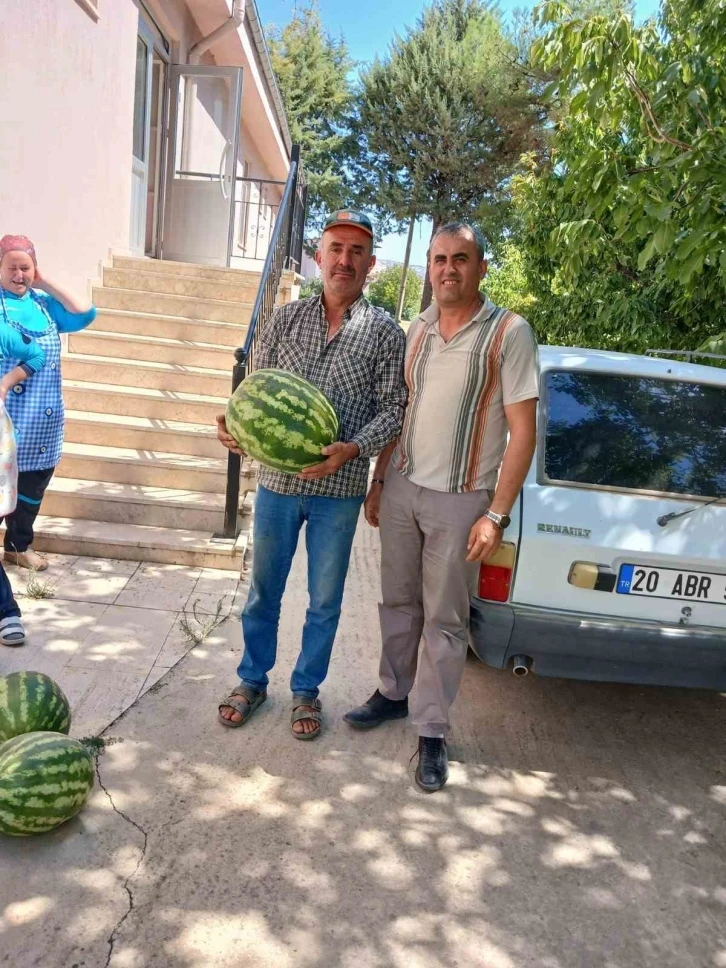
left=299, top=276, right=324, bottom=299
left=367, top=265, right=423, bottom=320
left=269, top=3, right=354, bottom=229
left=481, top=242, right=538, bottom=319
left=352, top=0, right=547, bottom=309
left=509, top=0, right=726, bottom=353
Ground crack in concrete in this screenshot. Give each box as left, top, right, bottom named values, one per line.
left=94, top=754, right=148, bottom=968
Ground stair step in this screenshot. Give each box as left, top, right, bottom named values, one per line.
left=103, top=267, right=259, bottom=304
left=64, top=410, right=221, bottom=459
left=56, top=442, right=247, bottom=493
left=112, top=254, right=263, bottom=286
left=68, top=329, right=235, bottom=370
left=29, top=515, right=248, bottom=571
left=63, top=380, right=226, bottom=424
left=93, top=286, right=252, bottom=324
left=62, top=353, right=232, bottom=397
left=92, top=309, right=247, bottom=347
left=40, top=477, right=251, bottom=531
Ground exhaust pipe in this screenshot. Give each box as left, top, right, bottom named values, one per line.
left=511, top=654, right=532, bottom=677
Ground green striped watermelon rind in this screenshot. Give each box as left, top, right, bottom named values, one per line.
left=226, top=368, right=340, bottom=474
left=0, top=731, right=95, bottom=837
left=0, top=671, right=72, bottom=743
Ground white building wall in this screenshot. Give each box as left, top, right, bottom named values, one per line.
left=0, top=0, right=140, bottom=292
left=0, top=0, right=291, bottom=289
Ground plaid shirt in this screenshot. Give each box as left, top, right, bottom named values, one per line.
left=254, top=294, right=407, bottom=498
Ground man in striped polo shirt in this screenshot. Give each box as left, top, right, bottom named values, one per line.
left=345, top=222, right=539, bottom=792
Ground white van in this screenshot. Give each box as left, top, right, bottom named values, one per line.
left=470, top=346, right=726, bottom=688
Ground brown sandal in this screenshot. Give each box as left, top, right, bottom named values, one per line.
left=291, top=695, right=322, bottom=741
left=218, top=684, right=267, bottom=728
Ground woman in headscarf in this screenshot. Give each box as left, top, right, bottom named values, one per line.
left=0, top=235, right=96, bottom=577
left=0, top=256, right=48, bottom=644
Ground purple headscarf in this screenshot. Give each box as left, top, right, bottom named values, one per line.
left=0, top=235, right=37, bottom=265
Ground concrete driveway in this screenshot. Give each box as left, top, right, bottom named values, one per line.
left=1, top=521, right=725, bottom=968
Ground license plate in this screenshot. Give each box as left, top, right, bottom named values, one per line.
left=617, top=564, right=726, bottom=604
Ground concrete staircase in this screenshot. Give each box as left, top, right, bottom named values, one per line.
left=30, top=255, right=270, bottom=571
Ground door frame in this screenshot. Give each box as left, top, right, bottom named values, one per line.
left=130, top=16, right=170, bottom=258
left=162, top=65, right=243, bottom=267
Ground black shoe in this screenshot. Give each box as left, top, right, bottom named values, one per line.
left=344, top=689, right=408, bottom=729
left=414, top=737, right=449, bottom=793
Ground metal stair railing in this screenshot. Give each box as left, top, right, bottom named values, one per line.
left=220, top=145, right=306, bottom=540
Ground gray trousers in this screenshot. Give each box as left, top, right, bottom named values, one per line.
left=378, top=465, right=491, bottom=737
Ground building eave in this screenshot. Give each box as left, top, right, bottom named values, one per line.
left=245, top=0, right=292, bottom=158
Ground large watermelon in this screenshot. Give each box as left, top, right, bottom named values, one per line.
left=0, top=731, right=94, bottom=836
left=226, top=368, right=339, bottom=474
left=0, top=671, right=71, bottom=743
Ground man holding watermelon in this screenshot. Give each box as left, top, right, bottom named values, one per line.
left=345, top=222, right=539, bottom=793
left=217, top=211, right=407, bottom=740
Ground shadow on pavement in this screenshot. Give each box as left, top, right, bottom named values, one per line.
left=1, top=525, right=725, bottom=968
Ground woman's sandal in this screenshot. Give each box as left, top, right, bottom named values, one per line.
left=218, top=684, right=267, bottom=727
left=291, top=695, right=323, bottom=741
left=4, top=549, right=48, bottom=572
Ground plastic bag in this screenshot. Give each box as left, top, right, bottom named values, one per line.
left=0, top=400, right=18, bottom=517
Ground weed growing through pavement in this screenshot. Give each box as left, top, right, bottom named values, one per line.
left=24, top=567, right=57, bottom=600
left=179, top=597, right=228, bottom=645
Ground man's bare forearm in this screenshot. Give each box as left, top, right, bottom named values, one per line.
left=372, top=439, right=397, bottom=480
left=489, top=429, right=536, bottom=515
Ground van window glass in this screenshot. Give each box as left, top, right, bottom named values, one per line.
left=544, top=370, right=726, bottom=497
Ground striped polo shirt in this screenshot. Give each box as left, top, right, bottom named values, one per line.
left=392, top=296, right=539, bottom=493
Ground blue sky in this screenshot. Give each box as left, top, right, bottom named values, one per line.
left=260, top=0, right=662, bottom=265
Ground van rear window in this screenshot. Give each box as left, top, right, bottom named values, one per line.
left=543, top=370, right=726, bottom=498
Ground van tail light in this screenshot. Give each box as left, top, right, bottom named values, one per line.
left=478, top=541, right=517, bottom=602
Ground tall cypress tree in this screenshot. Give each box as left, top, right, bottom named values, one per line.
left=268, top=2, right=354, bottom=230
left=352, top=0, right=546, bottom=308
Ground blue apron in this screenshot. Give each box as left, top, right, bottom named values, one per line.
left=0, top=291, right=64, bottom=472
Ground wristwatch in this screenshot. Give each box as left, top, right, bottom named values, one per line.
left=484, top=509, right=511, bottom=530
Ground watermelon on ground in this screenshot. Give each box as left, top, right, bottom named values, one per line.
left=0, top=671, right=71, bottom=743
left=226, top=368, right=340, bottom=474
left=0, top=731, right=94, bottom=836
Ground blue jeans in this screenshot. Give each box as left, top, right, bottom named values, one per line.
left=0, top=563, right=20, bottom=621
left=238, top=485, right=364, bottom=698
